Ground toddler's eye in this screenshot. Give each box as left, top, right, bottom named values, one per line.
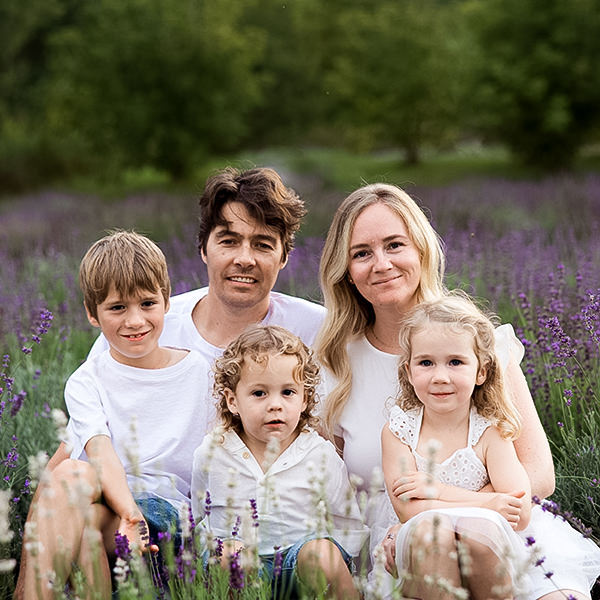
left=449, top=359, right=463, bottom=366
left=251, top=390, right=265, bottom=398
left=419, top=359, right=433, bottom=367
left=282, top=388, right=296, bottom=397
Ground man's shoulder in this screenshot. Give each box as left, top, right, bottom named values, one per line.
left=269, top=291, right=325, bottom=314
left=168, top=287, right=209, bottom=313
left=267, top=292, right=326, bottom=345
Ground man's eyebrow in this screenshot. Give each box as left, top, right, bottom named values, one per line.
left=214, top=227, right=239, bottom=238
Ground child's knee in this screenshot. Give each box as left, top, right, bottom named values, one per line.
left=297, top=538, right=347, bottom=574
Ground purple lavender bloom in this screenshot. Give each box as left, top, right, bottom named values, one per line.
left=273, top=546, right=283, bottom=578
left=229, top=549, right=245, bottom=589
left=114, top=532, right=132, bottom=560
left=204, top=490, right=212, bottom=518
left=249, top=498, right=259, bottom=527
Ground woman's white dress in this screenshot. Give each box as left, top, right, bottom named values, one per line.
left=387, top=404, right=600, bottom=598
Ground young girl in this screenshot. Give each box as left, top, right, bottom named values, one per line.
left=381, top=293, right=600, bottom=600
left=191, top=325, right=368, bottom=599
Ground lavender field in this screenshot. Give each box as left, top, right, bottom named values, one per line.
left=1, top=172, right=600, bottom=596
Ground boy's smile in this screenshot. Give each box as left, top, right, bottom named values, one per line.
left=87, top=284, right=169, bottom=369
left=225, top=353, right=307, bottom=465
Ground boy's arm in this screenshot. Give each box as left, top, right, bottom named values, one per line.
left=381, top=426, right=524, bottom=527
left=84, top=435, right=152, bottom=549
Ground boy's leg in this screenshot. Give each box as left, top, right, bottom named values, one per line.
left=14, top=442, right=70, bottom=600
left=20, top=458, right=111, bottom=600
left=295, top=538, right=358, bottom=600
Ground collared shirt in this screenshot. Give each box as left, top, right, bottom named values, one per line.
left=191, top=428, right=369, bottom=556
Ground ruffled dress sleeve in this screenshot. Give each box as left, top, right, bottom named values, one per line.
left=388, top=405, right=420, bottom=449
left=494, top=323, right=524, bottom=370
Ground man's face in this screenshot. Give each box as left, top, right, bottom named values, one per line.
left=201, top=202, right=287, bottom=311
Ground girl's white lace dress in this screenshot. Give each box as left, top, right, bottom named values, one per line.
left=384, top=404, right=600, bottom=598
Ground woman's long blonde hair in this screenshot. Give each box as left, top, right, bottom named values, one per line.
left=397, top=292, right=521, bottom=439
left=316, top=183, right=446, bottom=438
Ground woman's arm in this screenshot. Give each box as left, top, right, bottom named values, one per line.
left=504, top=358, right=555, bottom=498
left=484, top=428, right=532, bottom=530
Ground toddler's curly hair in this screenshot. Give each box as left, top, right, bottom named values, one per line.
left=213, top=325, right=321, bottom=435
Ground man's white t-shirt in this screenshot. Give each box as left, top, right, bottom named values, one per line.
left=88, top=287, right=326, bottom=366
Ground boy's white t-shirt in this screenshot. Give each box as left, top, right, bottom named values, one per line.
left=191, top=428, right=369, bottom=556
left=88, top=287, right=326, bottom=366
left=65, top=349, right=214, bottom=511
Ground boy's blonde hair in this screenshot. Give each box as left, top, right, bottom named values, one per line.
left=79, top=230, right=171, bottom=320
left=213, top=325, right=320, bottom=435
left=397, top=291, right=522, bottom=440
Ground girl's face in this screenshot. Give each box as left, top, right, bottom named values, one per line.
left=347, top=203, right=422, bottom=314
left=225, top=353, right=307, bottom=460
left=406, top=322, right=487, bottom=417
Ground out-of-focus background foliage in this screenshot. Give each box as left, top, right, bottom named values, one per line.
left=2, top=0, right=600, bottom=193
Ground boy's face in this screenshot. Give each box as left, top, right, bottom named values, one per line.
left=225, top=353, right=306, bottom=460
left=201, top=202, right=287, bottom=312
left=86, top=284, right=169, bottom=368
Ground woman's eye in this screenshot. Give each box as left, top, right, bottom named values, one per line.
left=351, top=250, right=368, bottom=260
left=389, top=241, right=405, bottom=250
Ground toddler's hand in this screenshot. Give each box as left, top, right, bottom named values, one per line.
left=484, top=490, right=525, bottom=529
left=392, top=471, right=440, bottom=500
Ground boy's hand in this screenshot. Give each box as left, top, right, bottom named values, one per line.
left=483, top=490, right=525, bottom=529
left=119, top=513, right=159, bottom=554
left=392, top=471, right=440, bottom=500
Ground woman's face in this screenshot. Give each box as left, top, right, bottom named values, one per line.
left=347, top=202, right=422, bottom=314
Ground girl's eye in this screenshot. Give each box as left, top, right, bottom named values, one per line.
left=419, top=359, right=433, bottom=367
left=282, top=388, right=296, bottom=397
left=251, top=390, right=265, bottom=398
left=449, top=359, right=463, bottom=366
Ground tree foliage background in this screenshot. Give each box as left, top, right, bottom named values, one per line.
left=1, top=0, right=600, bottom=189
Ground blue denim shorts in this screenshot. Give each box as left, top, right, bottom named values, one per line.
left=260, top=535, right=352, bottom=599
left=135, top=496, right=181, bottom=548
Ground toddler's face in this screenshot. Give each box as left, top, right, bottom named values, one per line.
left=225, top=353, right=307, bottom=459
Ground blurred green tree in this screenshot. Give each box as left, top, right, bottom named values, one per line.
left=325, top=0, right=466, bottom=164
left=466, top=0, right=600, bottom=169
left=45, top=0, right=265, bottom=177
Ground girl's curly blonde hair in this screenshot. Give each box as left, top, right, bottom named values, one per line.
left=213, top=325, right=321, bottom=435
left=397, top=291, right=522, bottom=440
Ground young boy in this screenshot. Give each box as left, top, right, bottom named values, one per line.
left=191, top=325, right=368, bottom=600
left=22, top=231, right=213, bottom=599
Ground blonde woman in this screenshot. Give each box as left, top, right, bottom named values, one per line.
left=315, top=183, right=588, bottom=600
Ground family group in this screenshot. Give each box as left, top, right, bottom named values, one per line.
left=16, top=168, right=600, bottom=599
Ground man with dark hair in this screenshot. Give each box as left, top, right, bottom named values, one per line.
left=15, top=166, right=325, bottom=599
